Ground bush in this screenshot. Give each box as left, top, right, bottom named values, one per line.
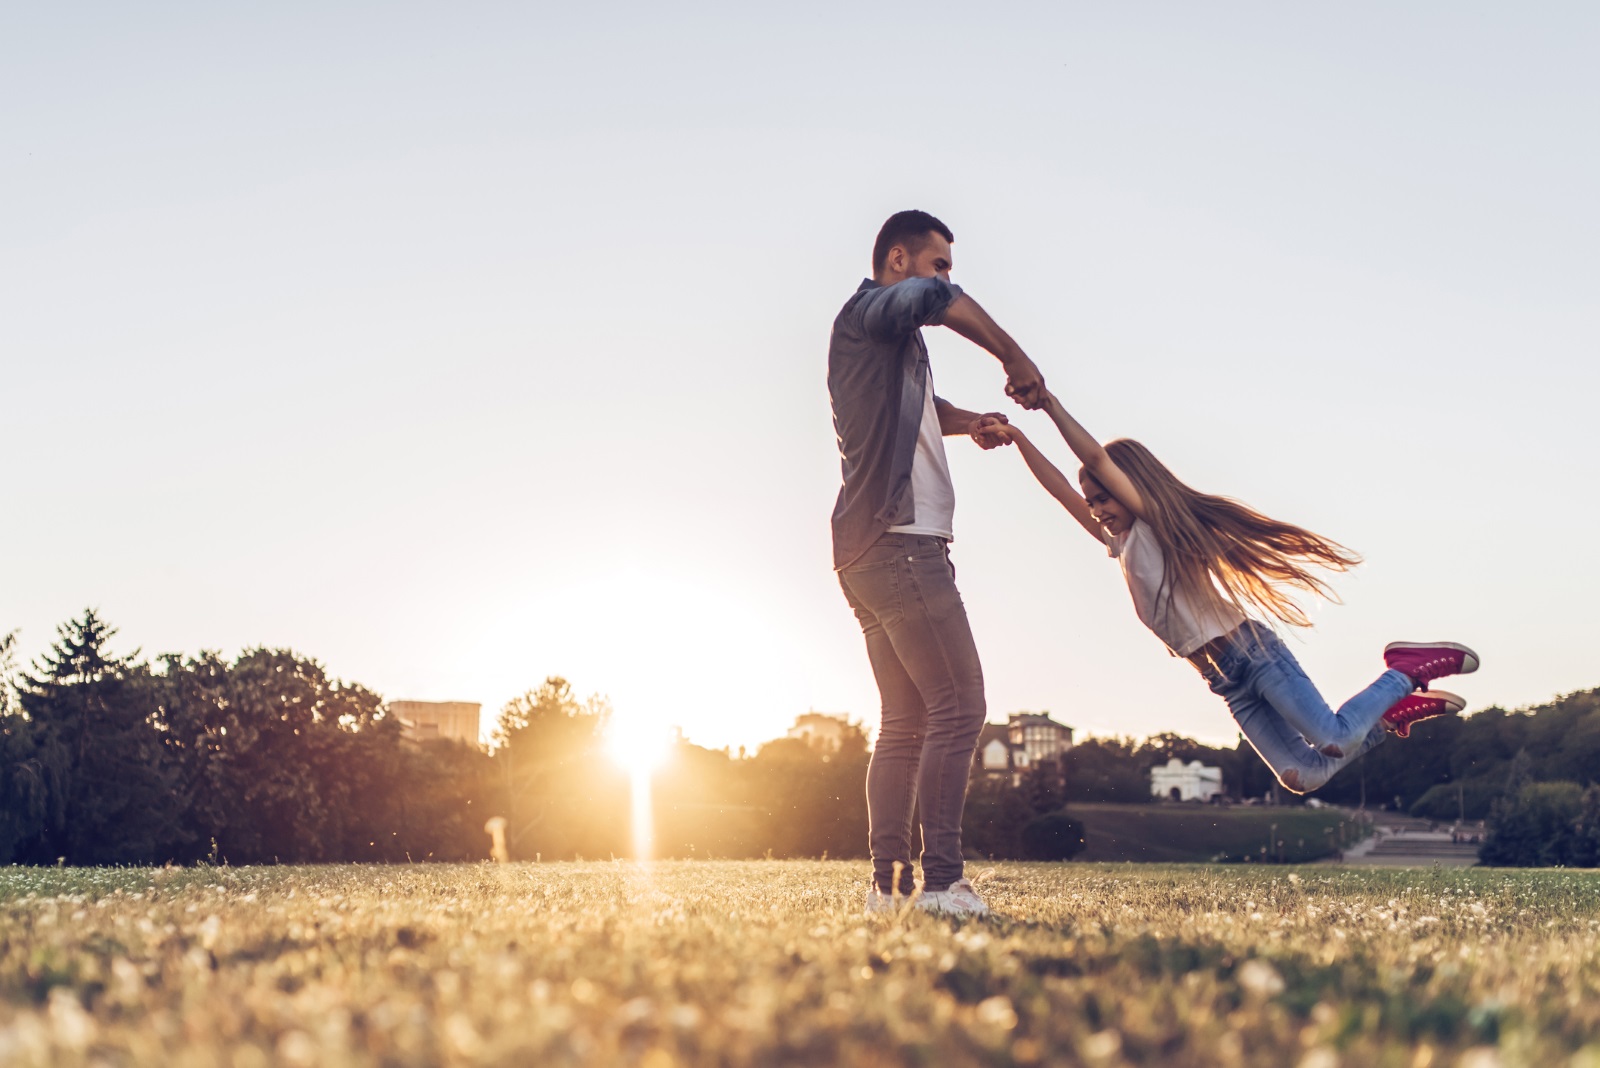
left=1020, top=810, right=1086, bottom=861
left=1480, top=781, right=1585, bottom=867
left=1410, top=777, right=1503, bottom=822
left=963, top=781, right=1033, bottom=859
left=1574, top=785, right=1600, bottom=867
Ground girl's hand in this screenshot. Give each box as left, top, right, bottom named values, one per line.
left=968, top=413, right=1015, bottom=450
left=1000, top=417, right=1103, bottom=540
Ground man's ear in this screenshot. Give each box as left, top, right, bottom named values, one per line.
left=884, top=244, right=906, bottom=276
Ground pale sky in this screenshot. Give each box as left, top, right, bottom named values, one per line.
left=4, top=4, right=1597, bottom=752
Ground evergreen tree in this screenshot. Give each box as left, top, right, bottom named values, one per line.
left=0, top=629, right=15, bottom=718
left=0, top=629, right=53, bottom=862
left=12, top=610, right=181, bottom=864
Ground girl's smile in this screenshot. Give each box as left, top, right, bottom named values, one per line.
left=1080, top=475, right=1132, bottom=536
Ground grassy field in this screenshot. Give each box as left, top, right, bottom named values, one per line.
left=1071, top=804, right=1365, bottom=863
left=1, top=862, right=1597, bottom=1067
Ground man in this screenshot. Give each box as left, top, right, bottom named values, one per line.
left=828, top=209, right=1046, bottom=916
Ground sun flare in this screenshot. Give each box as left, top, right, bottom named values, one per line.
left=603, top=722, right=674, bottom=780
left=604, top=720, right=676, bottom=861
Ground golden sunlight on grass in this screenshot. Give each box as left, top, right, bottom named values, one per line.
left=0, top=863, right=1596, bottom=1066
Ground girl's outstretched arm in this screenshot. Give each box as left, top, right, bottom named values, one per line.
left=1040, top=392, right=1148, bottom=519
left=997, top=425, right=1102, bottom=541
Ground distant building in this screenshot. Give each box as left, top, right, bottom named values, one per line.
left=391, top=700, right=482, bottom=746
left=1008, top=712, right=1073, bottom=766
left=1150, top=758, right=1223, bottom=802
left=787, top=711, right=853, bottom=752
left=976, top=723, right=1029, bottom=786
left=976, top=713, right=1074, bottom=787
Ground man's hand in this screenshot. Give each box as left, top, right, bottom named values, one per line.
left=1002, top=355, right=1046, bottom=410
left=968, top=412, right=1013, bottom=450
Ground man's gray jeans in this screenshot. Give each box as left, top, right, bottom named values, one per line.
left=839, top=532, right=986, bottom=894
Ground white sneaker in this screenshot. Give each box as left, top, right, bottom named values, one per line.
left=915, top=877, right=990, bottom=917
left=864, top=886, right=900, bottom=916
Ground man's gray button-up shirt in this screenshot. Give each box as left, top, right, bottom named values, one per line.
left=827, top=276, right=964, bottom=570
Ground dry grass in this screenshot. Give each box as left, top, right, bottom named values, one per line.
left=1, top=861, right=1597, bottom=1067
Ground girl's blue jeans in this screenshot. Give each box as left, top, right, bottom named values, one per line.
left=1195, top=621, right=1412, bottom=794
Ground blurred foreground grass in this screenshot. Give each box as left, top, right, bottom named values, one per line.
left=1, top=861, right=1597, bottom=1067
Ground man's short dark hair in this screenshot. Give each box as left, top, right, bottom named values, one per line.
left=872, top=210, right=954, bottom=276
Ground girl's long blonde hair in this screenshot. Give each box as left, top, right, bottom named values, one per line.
left=1098, top=439, right=1361, bottom=629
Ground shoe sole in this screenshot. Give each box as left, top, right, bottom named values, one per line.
left=915, top=905, right=991, bottom=917
left=1384, top=689, right=1467, bottom=737
left=1422, top=689, right=1467, bottom=714
left=914, top=894, right=990, bottom=917
left=1384, top=641, right=1480, bottom=675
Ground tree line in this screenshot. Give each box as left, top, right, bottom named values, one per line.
left=1, top=611, right=1594, bottom=866
left=1023, top=689, right=1600, bottom=866
left=0, top=611, right=872, bottom=866
left=1314, top=685, right=1600, bottom=865
left=0, top=612, right=490, bottom=865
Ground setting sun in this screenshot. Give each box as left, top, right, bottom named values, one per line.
left=603, top=720, right=676, bottom=780
left=604, top=719, right=677, bottom=861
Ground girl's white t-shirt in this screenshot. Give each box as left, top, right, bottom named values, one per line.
left=1104, top=519, right=1244, bottom=657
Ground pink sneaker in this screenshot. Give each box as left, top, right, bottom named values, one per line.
left=1384, top=641, right=1480, bottom=689
left=1382, top=690, right=1466, bottom=738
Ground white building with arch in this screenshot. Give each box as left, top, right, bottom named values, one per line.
left=1150, top=758, right=1223, bottom=802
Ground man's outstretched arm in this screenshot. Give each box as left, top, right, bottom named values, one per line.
left=938, top=294, right=1046, bottom=409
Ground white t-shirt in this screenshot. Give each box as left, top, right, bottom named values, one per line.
left=887, top=373, right=955, bottom=540
left=1105, top=519, right=1244, bottom=656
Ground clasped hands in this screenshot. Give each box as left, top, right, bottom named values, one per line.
left=968, top=356, right=1046, bottom=449
left=967, top=412, right=1017, bottom=450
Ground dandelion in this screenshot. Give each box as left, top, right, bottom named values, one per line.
left=975, top=996, right=1018, bottom=1030
left=1237, top=959, right=1286, bottom=997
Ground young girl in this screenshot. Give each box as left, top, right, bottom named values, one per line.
left=992, top=394, right=1478, bottom=795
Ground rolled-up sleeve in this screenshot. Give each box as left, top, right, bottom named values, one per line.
left=858, top=277, right=964, bottom=340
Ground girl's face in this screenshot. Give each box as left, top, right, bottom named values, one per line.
left=1080, top=475, right=1132, bottom=536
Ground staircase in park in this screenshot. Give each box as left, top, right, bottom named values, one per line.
left=1337, top=814, right=1483, bottom=868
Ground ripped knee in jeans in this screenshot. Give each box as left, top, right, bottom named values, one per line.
left=1319, top=743, right=1344, bottom=758
left=1278, top=767, right=1328, bottom=796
